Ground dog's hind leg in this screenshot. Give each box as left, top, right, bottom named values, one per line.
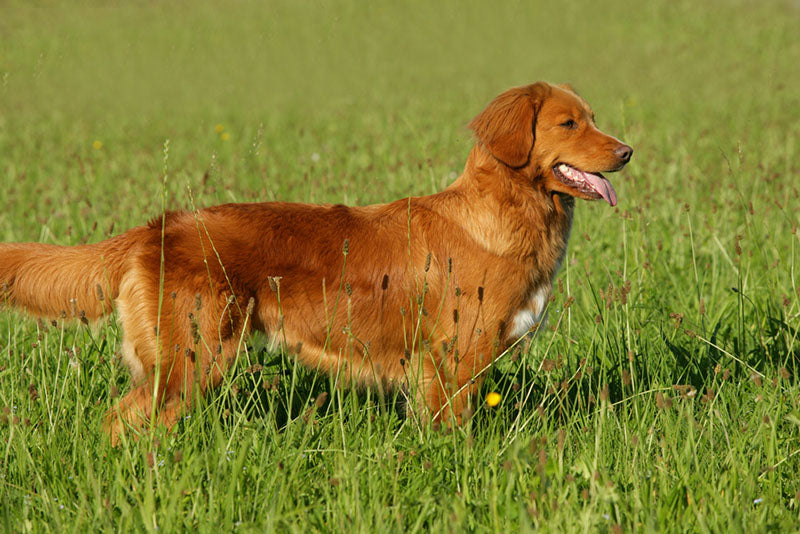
left=105, top=277, right=254, bottom=443
left=103, top=268, right=163, bottom=443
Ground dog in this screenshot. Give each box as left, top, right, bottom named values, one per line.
left=0, top=82, right=631, bottom=441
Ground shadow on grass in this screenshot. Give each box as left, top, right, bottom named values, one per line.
left=179, top=295, right=798, bottom=438
left=471, top=297, right=799, bottom=431
left=208, top=345, right=409, bottom=433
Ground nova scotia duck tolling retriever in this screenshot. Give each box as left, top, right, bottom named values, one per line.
left=0, top=81, right=632, bottom=442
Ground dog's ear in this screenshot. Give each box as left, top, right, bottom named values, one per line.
left=469, top=83, right=549, bottom=168
left=557, top=83, right=577, bottom=94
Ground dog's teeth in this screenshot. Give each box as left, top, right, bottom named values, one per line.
left=559, top=164, right=570, bottom=174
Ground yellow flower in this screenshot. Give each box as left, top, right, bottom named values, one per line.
left=486, top=392, right=501, bottom=407
left=221, top=132, right=230, bottom=141
left=215, top=124, right=224, bottom=133
left=92, top=140, right=103, bottom=150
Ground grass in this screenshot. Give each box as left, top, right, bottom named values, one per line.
left=1, top=0, right=800, bottom=531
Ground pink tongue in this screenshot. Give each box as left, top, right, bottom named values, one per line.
left=579, top=170, right=617, bottom=207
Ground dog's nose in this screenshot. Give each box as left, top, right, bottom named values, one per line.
left=615, top=144, right=633, bottom=163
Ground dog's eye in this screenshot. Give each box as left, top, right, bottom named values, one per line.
left=560, top=119, right=577, bottom=129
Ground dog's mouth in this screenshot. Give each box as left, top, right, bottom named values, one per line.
left=552, top=163, right=618, bottom=207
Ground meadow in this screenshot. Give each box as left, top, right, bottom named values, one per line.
left=1, top=1, right=799, bottom=531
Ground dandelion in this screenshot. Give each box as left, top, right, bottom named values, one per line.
left=486, top=392, right=501, bottom=407
left=221, top=132, right=230, bottom=141
left=92, top=140, right=103, bottom=150
left=215, top=124, right=224, bottom=133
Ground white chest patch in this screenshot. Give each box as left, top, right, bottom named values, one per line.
left=508, top=286, right=550, bottom=340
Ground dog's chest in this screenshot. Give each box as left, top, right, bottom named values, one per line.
left=506, top=199, right=573, bottom=340
left=507, top=284, right=552, bottom=339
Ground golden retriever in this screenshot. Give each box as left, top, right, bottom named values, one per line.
left=0, top=82, right=632, bottom=441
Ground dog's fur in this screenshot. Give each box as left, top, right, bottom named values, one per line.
left=0, top=82, right=631, bottom=441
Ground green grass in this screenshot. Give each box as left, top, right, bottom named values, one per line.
left=1, top=0, right=800, bottom=531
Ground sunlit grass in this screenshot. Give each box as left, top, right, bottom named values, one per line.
left=1, top=0, right=799, bottom=531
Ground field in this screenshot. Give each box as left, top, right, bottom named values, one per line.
left=1, top=1, right=800, bottom=531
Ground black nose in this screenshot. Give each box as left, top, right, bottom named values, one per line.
left=615, top=144, right=633, bottom=163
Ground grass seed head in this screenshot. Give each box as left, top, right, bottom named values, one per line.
left=190, top=318, right=200, bottom=344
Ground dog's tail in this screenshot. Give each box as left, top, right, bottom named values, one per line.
left=0, top=228, right=146, bottom=320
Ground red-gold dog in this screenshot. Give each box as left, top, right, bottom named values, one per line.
left=0, top=82, right=631, bottom=441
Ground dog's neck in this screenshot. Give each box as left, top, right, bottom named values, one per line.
left=440, top=144, right=574, bottom=281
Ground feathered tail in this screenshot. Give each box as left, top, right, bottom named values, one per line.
left=0, top=229, right=144, bottom=320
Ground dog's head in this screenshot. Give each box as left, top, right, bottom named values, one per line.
left=469, top=82, right=632, bottom=206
